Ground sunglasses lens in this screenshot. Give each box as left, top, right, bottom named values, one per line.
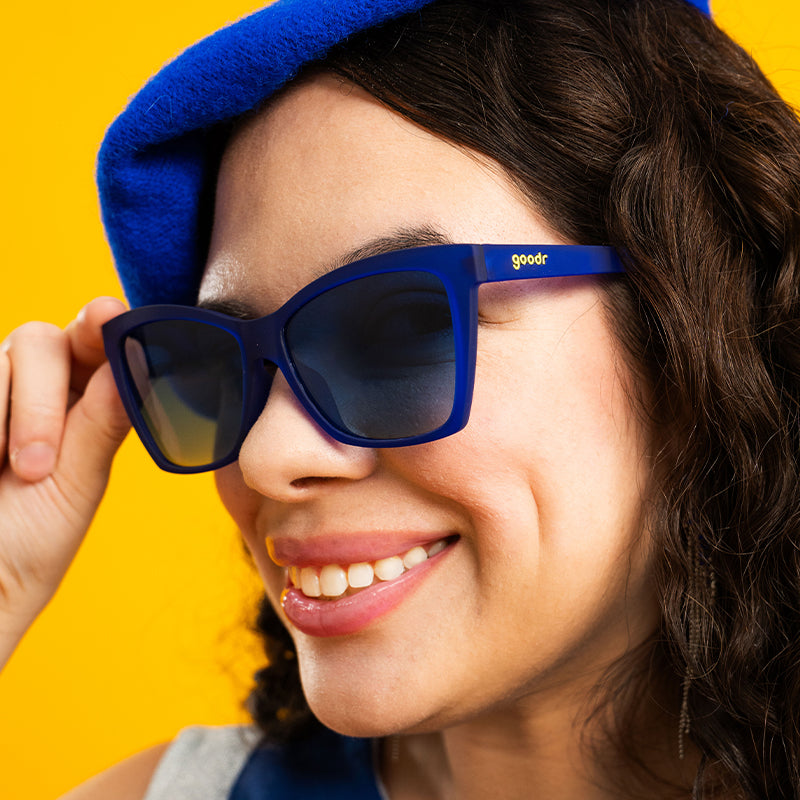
left=286, top=270, right=456, bottom=440
left=121, top=320, right=245, bottom=467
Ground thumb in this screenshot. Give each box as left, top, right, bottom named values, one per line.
left=56, top=362, right=131, bottom=505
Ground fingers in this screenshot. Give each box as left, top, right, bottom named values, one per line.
left=2, top=298, right=130, bottom=485
left=5, top=322, right=70, bottom=482
left=0, top=302, right=131, bottom=644
left=66, top=296, right=127, bottom=391
left=58, top=361, right=131, bottom=492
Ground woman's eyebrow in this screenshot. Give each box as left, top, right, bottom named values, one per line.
left=198, top=225, right=453, bottom=317
left=330, top=225, right=453, bottom=270
left=196, top=297, right=261, bottom=319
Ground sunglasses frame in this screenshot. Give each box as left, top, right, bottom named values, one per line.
left=103, top=243, right=624, bottom=473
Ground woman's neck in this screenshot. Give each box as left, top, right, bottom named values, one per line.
left=380, top=686, right=695, bottom=800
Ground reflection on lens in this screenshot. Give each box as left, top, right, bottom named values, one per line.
left=286, top=271, right=456, bottom=439
left=123, top=320, right=245, bottom=467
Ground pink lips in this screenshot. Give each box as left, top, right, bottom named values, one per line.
left=268, top=531, right=448, bottom=567
left=278, top=539, right=454, bottom=638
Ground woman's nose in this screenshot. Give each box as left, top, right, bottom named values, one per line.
left=237, top=369, right=378, bottom=500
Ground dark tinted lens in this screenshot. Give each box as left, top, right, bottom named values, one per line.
left=122, top=320, right=245, bottom=467
left=286, top=270, right=456, bottom=439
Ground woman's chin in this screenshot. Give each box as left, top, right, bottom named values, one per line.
left=310, top=709, right=408, bottom=739
left=302, top=679, right=432, bottom=738
left=298, top=659, right=448, bottom=739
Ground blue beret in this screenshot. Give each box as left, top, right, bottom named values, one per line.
left=97, top=0, right=712, bottom=308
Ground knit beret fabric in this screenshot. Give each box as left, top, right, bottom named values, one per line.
left=96, top=0, right=712, bottom=307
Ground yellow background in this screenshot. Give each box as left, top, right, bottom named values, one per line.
left=0, top=1, right=798, bottom=798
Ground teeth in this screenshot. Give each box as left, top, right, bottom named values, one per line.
left=289, top=538, right=451, bottom=598
left=300, top=567, right=321, bottom=598
left=319, top=564, right=348, bottom=597
left=374, top=555, right=404, bottom=581
left=402, top=546, right=427, bottom=569
left=427, top=539, right=447, bottom=557
left=348, top=562, right=374, bottom=588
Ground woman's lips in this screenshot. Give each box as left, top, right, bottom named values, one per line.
left=267, top=530, right=454, bottom=568
left=278, top=536, right=457, bottom=637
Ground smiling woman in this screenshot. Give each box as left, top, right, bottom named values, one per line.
left=2, top=1, right=800, bottom=799
left=203, top=79, right=656, bottom=759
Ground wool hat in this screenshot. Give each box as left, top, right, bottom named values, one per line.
left=96, top=0, right=712, bottom=307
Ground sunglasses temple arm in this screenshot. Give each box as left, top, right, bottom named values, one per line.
left=481, top=244, right=625, bottom=283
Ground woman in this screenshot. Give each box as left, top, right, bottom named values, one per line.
left=3, top=0, right=800, bottom=797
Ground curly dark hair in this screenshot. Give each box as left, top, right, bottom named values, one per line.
left=244, top=1, right=800, bottom=796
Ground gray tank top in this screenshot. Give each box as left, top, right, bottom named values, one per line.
left=143, top=725, right=261, bottom=800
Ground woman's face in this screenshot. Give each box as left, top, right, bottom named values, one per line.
left=200, top=74, right=656, bottom=737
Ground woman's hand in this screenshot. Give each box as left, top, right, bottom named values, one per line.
left=0, top=297, right=131, bottom=670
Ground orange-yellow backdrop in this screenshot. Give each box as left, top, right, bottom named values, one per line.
left=0, top=1, right=798, bottom=798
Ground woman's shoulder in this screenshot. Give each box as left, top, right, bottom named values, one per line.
left=58, top=741, right=171, bottom=800
left=59, top=725, right=261, bottom=800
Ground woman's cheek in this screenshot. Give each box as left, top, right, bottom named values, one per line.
left=214, top=464, right=277, bottom=582
left=215, top=463, right=256, bottom=529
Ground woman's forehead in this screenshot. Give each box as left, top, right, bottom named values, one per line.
left=201, top=75, right=555, bottom=309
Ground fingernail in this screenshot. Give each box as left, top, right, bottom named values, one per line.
left=11, top=442, right=57, bottom=480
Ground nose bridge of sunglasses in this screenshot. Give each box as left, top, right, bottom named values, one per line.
left=235, top=353, right=347, bottom=447
left=230, top=310, right=332, bottom=432
left=239, top=311, right=292, bottom=369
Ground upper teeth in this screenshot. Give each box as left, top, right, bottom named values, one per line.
left=290, top=539, right=448, bottom=599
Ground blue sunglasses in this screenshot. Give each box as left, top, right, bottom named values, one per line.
left=103, top=243, right=624, bottom=473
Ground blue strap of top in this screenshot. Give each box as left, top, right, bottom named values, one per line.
left=229, top=726, right=383, bottom=799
